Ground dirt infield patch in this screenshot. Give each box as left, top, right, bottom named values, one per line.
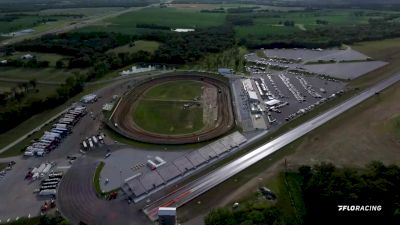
left=108, top=72, right=235, bottom=144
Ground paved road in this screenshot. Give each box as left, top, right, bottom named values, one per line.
left=57, top=157, right=149, bottom=225
left=143, top=74, right=400, bottom=220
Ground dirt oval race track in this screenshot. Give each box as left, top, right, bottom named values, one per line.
left=108, top=72, right=235, bottom=144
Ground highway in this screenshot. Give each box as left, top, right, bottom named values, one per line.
left=143, top=74, right=400, bottom=221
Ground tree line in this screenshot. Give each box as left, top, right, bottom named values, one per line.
left=0, top=74, right=83, bottom=133
left=205, top=161, right=400, bottom=225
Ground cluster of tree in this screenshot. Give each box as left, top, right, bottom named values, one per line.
left=0, top=75, right=83, bottom=134
left=200, top=8, right=225, bottom=13
left=14, top=32, right=135, bottom=56
left=226, top=14, right=254, bottom=26
left=0, top=14, right=25, bottom=22
left=299, top=161, right=400, bottom=225
left=205, top=202, right=283, bottom=225
left=0, top=79, right=37, bottom=105
left=136, top=23, right=171, bottom=30
left=316, top=19, right=329, bottom=25
left=283, top=20, right=295, bottom=27
left=153, top=25, right=235, bottom=64
left=1, top=58, right=50, bottom=68
left=227, top=6, right=260, bottom=14
left=240, top=18, right=400, bottom=49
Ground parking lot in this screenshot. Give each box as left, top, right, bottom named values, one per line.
left=234, top=48, right=352, bottom=134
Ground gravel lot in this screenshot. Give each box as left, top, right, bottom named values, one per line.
left=265, top=48, right=370, bottom=62
left=303, top=61, right=388, bottom=80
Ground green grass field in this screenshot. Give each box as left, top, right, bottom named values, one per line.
left=234, top=9, right=395, bottom=39
left=80, top=7, right=226, bottom=35
left=133, top=100, right=204, bottom=135
left=132, top=80, right=204, bottom=135
left=38, top=7, right=125, bottom=17
left=143, top=80, right=202, bottom=100
left=0, top=13, right=76, bottom=34
left=0, top=67, right=79, bottom=83
left=107, top=40, right=160, bottom=54
left=4, top=51, right=69, bottom=67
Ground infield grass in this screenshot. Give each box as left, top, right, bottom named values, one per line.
left=133, top=100, right=204, bottom=135
left=132, top=80, right=205, bottom=135
left=143, top=80, right=203, bottom=100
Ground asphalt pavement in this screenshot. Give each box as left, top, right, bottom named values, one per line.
left=143, top=74, right=400, bottom=221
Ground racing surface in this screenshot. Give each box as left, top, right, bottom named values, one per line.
left=109, top=72, right=235, bottom=144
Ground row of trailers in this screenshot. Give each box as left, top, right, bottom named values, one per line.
left=37, top=172, right=63, bottom=197
left=24, top=106, right=87, bottom=157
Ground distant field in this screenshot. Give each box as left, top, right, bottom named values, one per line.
left=0, top=67, right=78, bottom=82
left=171, top=3, right=304, bottom=12
left=79, top=7, right=226, bottom=35
left=0, top=14, right=75, bottom=34
left=234, top=9, right=383, bottom=39
left=38, top=7, right=125, bottom=17
left=4, top=51, right=69, bottom=67
left=107, top=40, right=160, bottom=54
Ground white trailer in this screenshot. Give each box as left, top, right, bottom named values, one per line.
left=53, top=123, right=68, bottom=129
left=41, top=136, right=58, bottom=142
left=37, top=163, right=46, bottom=173
left=39, top=189, right=57, bottom=196
left=88, top=138, right=94, bottom=148
left=41, top=164, right=52, bottom=175
left=44, top=132, right=61, bottom=138
left=92, top=136, right=98, bottom=145
left=24, top=151, right=34, bottom=157
left=36, top=151, right=45, bottom=157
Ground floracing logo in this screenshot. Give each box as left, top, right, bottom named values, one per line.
left=338, top=205, right=382, bottom=212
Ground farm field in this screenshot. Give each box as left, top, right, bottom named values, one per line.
left=107, top=40, right=160, bottom=54
left=171, top=3, right=305, bottom=12
left=0, top=81, right=59, bottom=101
left=234, top=9, right=398, bottom=39
left=3, top=51, right=69, bottom=67
left=79, top=7, right=226, bottom=35
left=0, top=67, right=78, bottom=83
left=38, top=7, right=125, bottom=17
left=0, top=13, right=79, bottom=34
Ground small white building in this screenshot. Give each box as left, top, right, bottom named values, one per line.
left=21, top=54, right=33, bottom=60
